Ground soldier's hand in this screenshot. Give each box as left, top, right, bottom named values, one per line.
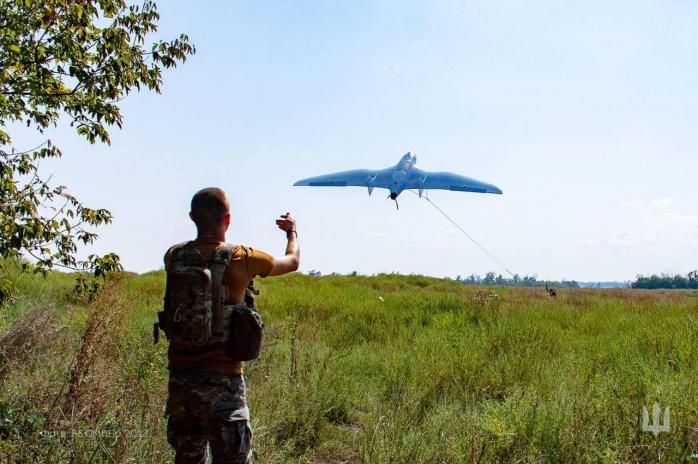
left=275, top=212, right=297, bottom=234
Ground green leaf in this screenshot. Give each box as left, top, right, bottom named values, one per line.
left=0, top=0, right=192, bottom=279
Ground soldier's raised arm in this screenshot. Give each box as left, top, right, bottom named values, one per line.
left=268, top=212, right=300, bottom=276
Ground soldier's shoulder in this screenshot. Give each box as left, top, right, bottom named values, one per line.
left=164, top=241, right=192, bottom=266
left=216, top=242, right=244, bottom=252
left=229, top=244, right=261, bottom=257
left=222, top=244, right=246, bottom=262
left=166, top=241, right=191, bottom=255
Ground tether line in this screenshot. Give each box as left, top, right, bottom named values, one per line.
left=408, top=190, right=515, bottom=277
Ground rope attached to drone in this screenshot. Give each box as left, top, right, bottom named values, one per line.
left=408, top=190, right=515, bottom=278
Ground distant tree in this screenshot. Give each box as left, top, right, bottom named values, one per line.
left=672, top=274, right=688, bottom=289
left=0, top=0, right=194, bottom=294
left=455, top=273, right=579, bottom=288
left=631, top=271, right=698, bottom=289
left=689, top=271, right=698, bottom=289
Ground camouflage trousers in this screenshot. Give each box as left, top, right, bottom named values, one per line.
left=166, top=368, right=252, bottom=464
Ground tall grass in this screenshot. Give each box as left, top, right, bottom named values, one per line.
left=1, top=269, right=697, bottom=463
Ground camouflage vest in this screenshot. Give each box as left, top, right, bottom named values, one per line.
left=154, top=241, right=264, bottom=361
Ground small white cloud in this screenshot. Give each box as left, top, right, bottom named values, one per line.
left=657, top=212, right=698, bottom=239
left=621, top=198, right=674, bottom=210
left=592, top=231, right=657, bottom=250
left=591, top=199, right=698, bottom=251
left=361, top=229, right=390, bottom=239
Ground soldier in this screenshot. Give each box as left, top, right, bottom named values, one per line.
left=162, top=187, right=300, bottom=463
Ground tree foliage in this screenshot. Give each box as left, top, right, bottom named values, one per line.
left=0, top=0, right=194, bottom=290
left=456, top=272, right=580, bottom=288
left=631, top=271, right=698, bottom=289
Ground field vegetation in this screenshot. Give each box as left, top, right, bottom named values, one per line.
left=1, top=263, right=697, bottom=463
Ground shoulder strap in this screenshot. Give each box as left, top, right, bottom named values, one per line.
left=238, top=246, right=260, bottom=307
left=169, top=241, right=193, bottom=263
left=170, top=241, right=215, bottom=272
left=210, top=243, right=235, bottom=336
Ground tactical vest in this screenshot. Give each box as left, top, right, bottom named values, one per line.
left=154, top=242, right=263, bottom=361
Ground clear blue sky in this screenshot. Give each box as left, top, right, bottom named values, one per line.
left=12, top=0, right=698, bottom=280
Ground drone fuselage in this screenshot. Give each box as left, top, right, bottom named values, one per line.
left=293, top=151, right=502, bottom=200
left=386, top=152, right=423, bottom=198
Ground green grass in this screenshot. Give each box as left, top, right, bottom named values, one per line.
left=1, top=268, right=698, bottom=463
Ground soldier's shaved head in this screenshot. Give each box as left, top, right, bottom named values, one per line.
left=190, top=187, right=230, bottom=226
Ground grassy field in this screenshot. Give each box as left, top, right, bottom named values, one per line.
left=1, top=264, right=697, bottom=463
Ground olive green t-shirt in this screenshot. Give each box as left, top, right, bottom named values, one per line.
left=163, top=239, right=274, bottom=373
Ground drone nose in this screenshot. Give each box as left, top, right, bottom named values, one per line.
left=390, top=192, right=398, bottom=200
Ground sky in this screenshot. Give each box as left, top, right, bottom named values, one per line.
left=9, top=0, right=698, bottom=281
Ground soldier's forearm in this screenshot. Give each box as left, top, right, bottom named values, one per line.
left=285, top=230, right=299, bottom=258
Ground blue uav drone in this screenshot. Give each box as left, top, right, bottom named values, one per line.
left=293, top=152, right=502, bottom=209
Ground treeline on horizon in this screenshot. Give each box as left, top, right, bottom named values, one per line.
left=306, top=270, right=580, bottom=287
left=631, top=271, right=698, bottom=289
left=305, top=269, right=698, bottom=290
left=455, top=273, right=580, bottom=288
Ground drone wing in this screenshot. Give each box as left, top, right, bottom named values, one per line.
left=420, top=171, right=503, bottom=194
left=293, top=169, right=379, bottom=187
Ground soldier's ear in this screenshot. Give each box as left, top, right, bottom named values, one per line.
left=223, top=213, right=231, bottom=226
left=189, top=211, right=194, bottom=222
